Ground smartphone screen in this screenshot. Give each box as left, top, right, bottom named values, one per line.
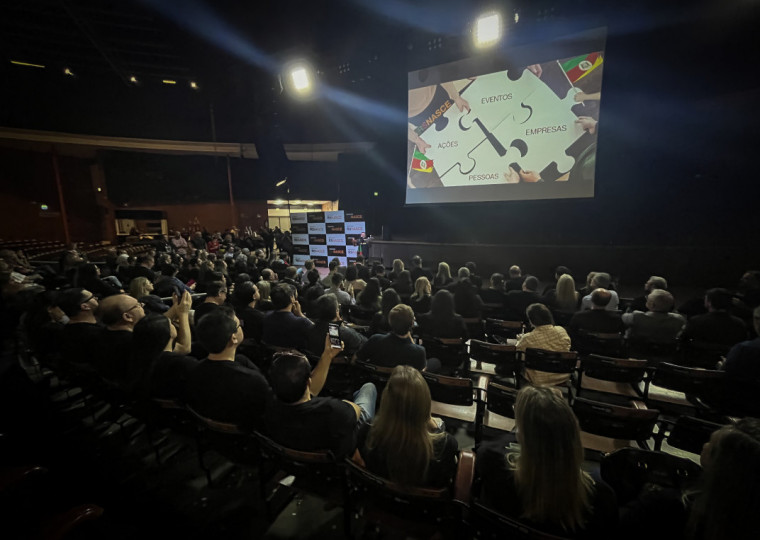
left=328, top=323, right=342, bottom=349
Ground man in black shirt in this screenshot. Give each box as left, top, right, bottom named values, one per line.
left=131, top=254, right=156, bottom=283
left=266, top=338, right=376, bottom=457
left=57, top=287, right=103, bottom=373
left=193, top=281, right=227, bottom=324
left=410, top=255, right=433, bottom=283
left=94, top=294, right=146, bottom=386
left=355, top=304, right=427, bottom=371
left=306, top=293, right=367, bottom=357
left=681, top=288, right=747, bottom=347
left=568, top=289, right=625, bottom=335
left=504, top=276, right=543, bottom=322
left=262, top=283, right=314, bottom=349
left=185, top=306, right=272, bottom=431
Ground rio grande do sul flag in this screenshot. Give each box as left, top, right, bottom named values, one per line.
left=561, top=52, right=603, bottom=83
left=411, top=149, right=434, bottom=173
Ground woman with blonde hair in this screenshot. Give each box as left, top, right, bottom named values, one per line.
left=410, top=276, right=432, bottom=314
left=256, top=280, right=274, bottom=311
left=545, top=274, right=580, bottom=312
left=359, top=365, right=458, bottom=488
left=129, top=276, right=153, bottom=300
left=433, top=261, right=453, bottom=290
left=476, top=386, right=617, bottom=537
left=389, top=258, right=404, bottom=281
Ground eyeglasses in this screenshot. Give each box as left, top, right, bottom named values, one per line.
left=81, top=294, right=95, bottom=304
left=125, top=302, right=144, bottom=314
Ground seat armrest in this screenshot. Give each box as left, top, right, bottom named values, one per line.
left=453, top=450, right=476, bottom=506
left=630, top=400, right=648, bottom=410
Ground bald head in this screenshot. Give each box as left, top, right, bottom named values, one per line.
left=509, top=265, right=521, bottom=278
left=646, top=289, right=674, bottom=313
left=98, top=294, right=145, bottom=329
left=590, top=288, right=612, bottom=309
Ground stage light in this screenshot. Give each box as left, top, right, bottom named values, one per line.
left=63, top=67, right=74, bottom=76
left=97, top=187, right=102, bottom=192
left=40, top=204, right=49, bottom=210
left=162, top=79, right=177, bottom=85
left=190, top=81, right=198, bottom=89
left=11, top=60, right=45, bottom=68
left=373, top=192, right=379, bottom=197
left=283, top=61, right=316, bottom=98
left=291, top=67, right=310, bottom=92
left=276, top=177, right=288, bottom=187
left=275, top=199, right=285, bottom=205
left=129, top=75, right=138, bottom=83
left=475, top=12, right=502, bottom=48
left=514, top=12, right=519, bottom=24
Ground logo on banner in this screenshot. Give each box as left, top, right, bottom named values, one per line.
left=327, top=234, right=346, bottom=246
left=313, top=256, right=328, bottom=268
left=328, top=246, right=346, bottom=257
left=293, top=245, right=310, bottom=255
left=308, top=235, right=326, bottom=245
left=307, top=212, right=325, bottom=223
left=291, top=213, right=308, bottom=224
left=345, top=222, right=366, bottom=234
left=309, top=245, right=328, bottom=257
left=308, top=223, right=326, bottom=234
left=292, top=234, right=309, bottom=245
left=346, top=246, right=358, bottom=258
left=326, top=223, right=345, bottom=234
left=291, top=223, right=308, bottom=234
left=345, top=213, right=365, bottom=222
left=325, top=211, right=345, bottom=223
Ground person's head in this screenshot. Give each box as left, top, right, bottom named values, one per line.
left=388, top=304, right=415, bottom=336
left=374, top=264, right=386, bottom=276
left=490, top=273, right=504, bottom=289
left=206, top=281, right=228, bottom=304
left=77, top=263, right=100, bottom=282
left=590, top=272, right=611, bottom=289
left=512, top=386, right=591, bottom=531
left=328, top=259, right=340, bottom=272
left=414, top=276, right=431, bottom=298
left=314, top=293, right=340, bottom=322
left=430, top=289, right=456, bottom=320
left=555, top=266, right=570, bottom=280
left=411, top=255, right=422, bottom=268
left=590, top=288, right=612, bottom=309
left=195, top=305, right=242, bottom=354
left=345, top=266, right=358, bottom=282
left=261, top=268, right=275, bottom=282
left=304, top=259, right=315, bottom=271
left=509, top=265, right=521, bottom=278
left=436, top=261, right=451, bottom=280
left=306, top=269, right=320, bottom=286
left=457, top=267, right=470, bottom=280
left=285, top=266, right=297, bottom=280
left=691, top=418, right=760, bottom=540
left=137, top=254, right=154, bottom=268
left=380, top=288, right=401, bottom=317
left=57, top=288, right=98, bottom=318
left=704, top=288, right=732, bottom=311
left=98, top=294, right=145, bottom=329
left=359, top=278, right=382, bottom=307
left=330, top=272, right=345, bottom=289
left=465, top=261, right=477, bottom=275
left=526, top=303, right=554, bottom=327
left=256, top=280, right=272, bottom=301
left=367, top=365, right=437, bottom=486
left=645, top=289, right=674, bottom=313
left=133, top=313, right=174, bottom=360
left=644, top=275, right=668, bottom=292
left=555, top=274, right=577, bottom=309
left=392, top=258, right=404, bottom=275
left=271, top=283, right=297, bottom=310
left=269, top=351, right=312, bottom=404
left=396, top=270, right=412, bottom=287
left=740, top=270, right=760, bottom=291
left=585, top=271, right=596, bottom=288
left=522, top=275, right=539, bottom=292
left=233, top=281, right=259, bottom=307
left=161, top=263, right=178, bottom=277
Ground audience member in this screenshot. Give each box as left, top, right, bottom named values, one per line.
left=479, top=273, right=506, bottom=305
left=358, top=365, right=458, bottom=488
left=433, top=262, right=453, bottom=290
left=580, top=273, right=619, bottom=311
left=629, top=276, right=668, bottom=313
left=57, top=288, right=103, bottom=373
left=476, top=386, right=618, bottom=537
left=541, top=265, right=571, bottom=296
left=505, top=275, right=543, bottom=322
left=94, top=294, right=146, bottom=388
left=193, top=281, right=227, bottom=324
left=544, top=274, right=580, bottom=312
left=622, top=289, right=685, bottom=343
left=321, top=259, right=341, bottom=287
left=131, top=255, right=156, bottom=282
left=357, top=304, right=427, bottom=371
left=505, top=265, right=526, bottom=292
left=306, top=293, right=367, bottom=357
left=389, top=258, right=404, bottom=281
left=465, top=261, right=483, bottom=289
left=568, top=289, right=625, bottom=335
left=410, top=255, right=432, bottom=283
left=231, top=281, right=264, bottom=343
left=328, top=272, right=354, bottom=306
left=266, top=342, right=376, bottom=457
left=417, top=290, right=468, bottom=340
left=368, top=288, right=401, bottom=336
left=681, top=288, right=747, bottom=347
left=262, top=283, right=313, bottom=349
left=719, top=306, right=760, bottom=380
left=75, top=263, right=121, bottom=298
left=345, top=265, right=366, bottom=297
left=409, top=276, right=432, bottom=314
left=256, top=280, right=274, bottom=311
left=517, top=304, right=572, bottom=386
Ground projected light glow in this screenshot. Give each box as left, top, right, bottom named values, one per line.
left=291, top=67, right=311, bottom=92
left=475, top=13, right=501, bottom=47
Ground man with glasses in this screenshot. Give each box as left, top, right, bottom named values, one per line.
left=193, top=281, right=227, bottom=325
left=184, top=306, right=272, bottom=431
left=56, top=288, right=103, bottom=373
left=93, top=294, right=146, bottom=388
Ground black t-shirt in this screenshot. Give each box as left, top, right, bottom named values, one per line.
left=184, top=357, right=272, bottom=431
left=235, top=304, right=265, bottom=343
left=417, top=313, right=469, bottom=340
left=147, top=351, right=200, bottom=401
left=60, top=322, right=104, bottom=372
left=355, top=333, right=426, bottom=371
left=262, top=310, right=314, bottom=349
left=265, top=396, right=358, bottom=457
left=193, top=302, right=221, bottom=325
left=357, top=422, right=458, bottom=488
left=476, top=438, right=619, bottom=539
left=93, top=329, right=134, bottom=385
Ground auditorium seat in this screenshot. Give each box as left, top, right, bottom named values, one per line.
left=475, top=381, right=518, bottom=445
left=572, top=397, right=659, bottom=457
left=575, top=354, right=648, bottom=406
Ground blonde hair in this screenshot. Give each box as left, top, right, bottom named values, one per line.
left=129, top=276, right=152, bottom=299
left=511, top=386, right=593, bottom=532
left=256, top=280, right=272, bottom=301
left=555, top=274, right=579, bottom=311
left=413, top=276, right=431, bottom=298
left=392, top=258, right=404, bottom=276
left=436, top=262, right=452, bottom=281
left=366, top=365, right=443, bottom=486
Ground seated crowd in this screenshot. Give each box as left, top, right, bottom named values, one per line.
left=2, top=235, right=760, bottom=539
